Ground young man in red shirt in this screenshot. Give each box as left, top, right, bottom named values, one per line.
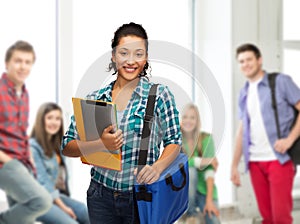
left=0, top=41, right=51, bottom=224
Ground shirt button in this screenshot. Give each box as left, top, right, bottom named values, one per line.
left=18, top=122, right=22, bottom=126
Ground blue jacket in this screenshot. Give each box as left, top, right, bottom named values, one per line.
left=238, top=72, right=300, bottom=170
left=30, top=138, right=59, bottom=200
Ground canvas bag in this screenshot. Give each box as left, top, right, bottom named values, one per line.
left=134, top=84, right=189, bottom=224
left=268, top=72, right=300, bottom=164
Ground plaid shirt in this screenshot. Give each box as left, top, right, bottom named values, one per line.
left=0, top=73, right=32, bottom=170
left=62, top=77, right=182, bottom=191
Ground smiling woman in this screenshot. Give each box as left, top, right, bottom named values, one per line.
left=112, top=36, right=148, bottom=84
left=70, top=0, right=191, bottom=206
left=30, top=102, right=90, bottom=224
left=62, top=22, right=182, bottom=224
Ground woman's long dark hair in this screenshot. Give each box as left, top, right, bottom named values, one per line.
left=31, top=102, right=64, bottom=157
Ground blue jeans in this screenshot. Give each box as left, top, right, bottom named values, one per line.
left=186, top=167, right=198, bottom=216
left=87, top=179, right=136, bottom=224
left=196, top=191, right=220, bottom=224
left=37, top=194, right=90, bottom=224
left=0, top=159, right=52, bottom=224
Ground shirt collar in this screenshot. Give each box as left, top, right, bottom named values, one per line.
left=259, top=71, right=269, bottom=86
left=1, top=73, right=26, bottom=93
left=98, top=80, right=115, bottom=101
left=97, top=76, right=150, bottom=101
left=133, top=77, right=150, bottom=98
left=242, top=71, right=268, bottom=90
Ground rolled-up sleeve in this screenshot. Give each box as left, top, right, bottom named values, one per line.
left=204, top=169, right=215, bottom=180
left=61, top=115, right=79, bottom=150
left=156, top=85, right=182, bottom=147
left=280, top=75, right=300, bottom=106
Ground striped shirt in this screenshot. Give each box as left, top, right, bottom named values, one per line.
left=0, top=73, right=32, bottom=170
left=62, top=77, right=182, bottom=191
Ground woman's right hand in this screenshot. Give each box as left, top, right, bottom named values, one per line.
left=62, top=206, right=77, bottom=219
left=55, top=197, right=77, bottom=219
left=203, top=200, right=220, bottom=218
left=101, top=125, right=123, bottom=151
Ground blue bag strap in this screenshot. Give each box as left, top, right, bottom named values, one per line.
left=137, top=84, right=158, bottom=173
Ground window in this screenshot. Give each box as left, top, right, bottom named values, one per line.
left=283, top=0, right=300, bottom=40
left=0, top=0, right=57, bottom=130
left=0, top=0, right=57, bottom=202
left=283, top=0, right=300, bottom=197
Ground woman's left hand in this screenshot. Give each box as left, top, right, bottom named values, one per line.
left=134, top=164, right=160, bottom=184
left=211, top=157, right=219, bottom=171
left=203, top=200, right=220, bottom=218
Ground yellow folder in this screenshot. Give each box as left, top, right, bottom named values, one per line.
left=72, top=97, right=122, bottom=171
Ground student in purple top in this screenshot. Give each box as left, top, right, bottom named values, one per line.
left=231, top=43, right=300, bottom=224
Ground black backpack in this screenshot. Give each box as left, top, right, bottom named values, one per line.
left=268, top=73, right=300, bottom=164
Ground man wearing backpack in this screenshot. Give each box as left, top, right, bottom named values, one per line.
left=230, top=43, right=300, bottom=224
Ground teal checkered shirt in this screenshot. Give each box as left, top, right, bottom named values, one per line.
left=62, top=77, right=181, bottom=191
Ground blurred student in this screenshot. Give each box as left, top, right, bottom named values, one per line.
left=231, top=43, right=300, bottom=224
left=30, top=102, right=89, bottom=224
left=181, top=103, right=220, bottom=224
left=0, top=41, right=52, bottom=224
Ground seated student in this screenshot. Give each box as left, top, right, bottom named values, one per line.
left=30, top=102, right=90, bottom=224
left=0, top=40, right=52, bottom=224
left=181, top=103, right=220, bottom=224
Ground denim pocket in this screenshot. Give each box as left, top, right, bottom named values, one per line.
left=87, top=180, right=100, bottom=199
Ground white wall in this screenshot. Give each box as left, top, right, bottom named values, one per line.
left=195, top=0, right=233, bottom=206
left=0, top=0, right=57, bottom=202
left=0, top=0, right=57, bottom=131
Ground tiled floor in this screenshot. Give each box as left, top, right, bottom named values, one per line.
left=3, top=200, right=300, bottom=223
left=176, top=209, right=300, bottom=224
left=222, top=210, right=300, bottom=224
left=221, top=219, right=252, bottom=224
